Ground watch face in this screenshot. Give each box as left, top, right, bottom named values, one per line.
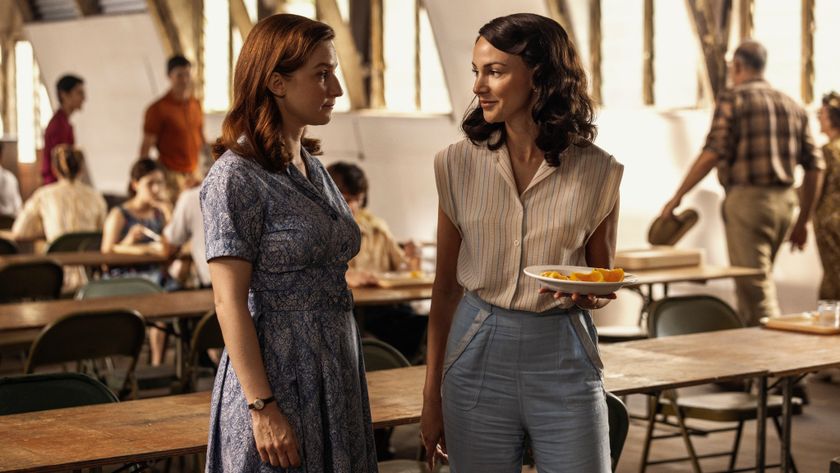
left=254, top=399, right=265, bottom=410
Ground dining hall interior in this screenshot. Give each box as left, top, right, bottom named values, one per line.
left=1, top=0, right=839, bottom=472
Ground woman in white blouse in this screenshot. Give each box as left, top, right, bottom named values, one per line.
left=421, top=13, right=623, bottom=473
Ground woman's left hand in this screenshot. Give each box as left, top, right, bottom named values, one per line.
left=538, top=288, right=616, bottom=309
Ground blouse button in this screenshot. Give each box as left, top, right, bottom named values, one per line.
left=514, top=239, right=520, bottom=247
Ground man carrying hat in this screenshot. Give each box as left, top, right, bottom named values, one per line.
left=660, top=39, right=824, bottom=327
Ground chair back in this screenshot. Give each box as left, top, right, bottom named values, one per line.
left=830, top=456, right=840, bottom=473
left=0, top=237, right=17, bottom=255
left=75, top=277, right=163, bottom=300
left=0, top=261, right=63, bottom=303
left=606, top=392, right=629, bottom=471
left=362, top=338, right=411, bottom=371
left=24, top=309, right=146, bottom=398
left=46, top=231, right=103, bottom=253
left=647, top=295, right=742, bottom=338
left=0, top=372, right=117, bottom=415
left=0, top=214, right=14, bottom=230
left=180, top=310, right=225, bottom=392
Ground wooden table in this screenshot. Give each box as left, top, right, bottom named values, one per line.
left=622, top=327, right=840, bottom=473
left=0, top=285, right=434, bottom=334
left=631, top=264, right=764, bottom=288
left=0, top=348, right=765, bottom=473
left=0, top=251, right=168, bottom=269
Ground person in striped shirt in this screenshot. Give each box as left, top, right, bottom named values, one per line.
left=660, top=40, right=824, bottom=326
left=421, top=13, right=622, bottom=473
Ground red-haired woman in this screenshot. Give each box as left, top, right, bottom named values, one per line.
left=201, top=14, right=376, bottom=472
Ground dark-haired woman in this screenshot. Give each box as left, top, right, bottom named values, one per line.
left=815, top=92, right=840, bottom=300
left=12, top=145, right=107, bottom=291
left=421, top=13, right=622, bottom=472
left=101, top=157, right=171, bottom=365
left=200, top=14, right=376, bottom=473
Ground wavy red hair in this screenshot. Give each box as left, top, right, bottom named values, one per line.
left=212, top=14, right=335, bottom=172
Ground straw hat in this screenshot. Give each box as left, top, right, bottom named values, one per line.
left=648, top=209, right=699, bottom=246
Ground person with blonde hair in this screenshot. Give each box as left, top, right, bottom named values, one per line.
left=12, top=145, right=106, bottom=290
left=201, top=14, right=376, bottom=472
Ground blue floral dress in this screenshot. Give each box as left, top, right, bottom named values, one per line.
left=201, top=150, right=378, bottom=473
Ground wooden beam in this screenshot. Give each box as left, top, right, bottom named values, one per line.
left=14, top=0, right=35, bottom=22
left=230, top=0, right=254, bottom=41
left=545, top=0, right=579, bottom=49
left=801, top=0, right=814, bottom=104
left=738, top=0, right=753, bottom=40
left=685, top=0, right=727, bottom=99
left=146, top=0, right=183, bottom=57
left=315, top=0, right=367, bottom=109
left=643, top=0, right=654, bottom=105
left=369, top=0, right=384, bottom=108
left=589, top=0, right=602, bottom=105
left=75, top=0, right=101, bottom=16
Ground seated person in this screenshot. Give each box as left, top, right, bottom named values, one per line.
left=101, top=158, right=171, bottom=366
left=164, top=184, right=210, bottom=289
left=12, top=146, right=107, bottom=290
left=326, top=162, right=425, bottom=360
left=0, top=165, right=22, bottom=218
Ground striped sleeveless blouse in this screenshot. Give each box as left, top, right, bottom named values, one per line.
left=434, top=137, right=623, bottom=313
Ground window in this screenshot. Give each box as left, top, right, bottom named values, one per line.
left=653, top=0, right=700, bottom=108
left=814, top=0, right=840, bottom=102
left=601, top=0, right=644, bottom=108
left=752, top=0, right=801, bottom=101
left=203, top=0, right=231, bottom=112
left=15, top=41, right=37, bottom=164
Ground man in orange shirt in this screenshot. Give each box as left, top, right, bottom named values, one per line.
left=140, top=55, right=207, bottom=203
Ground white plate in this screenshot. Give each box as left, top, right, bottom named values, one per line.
left=523, top=265, right=638, bottom=296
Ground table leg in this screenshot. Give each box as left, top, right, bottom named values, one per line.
left=781, top=376, right=793, bottom=473
left=756, top=375, right=767, bottom=473
left=662, top=282, right=669, bottom=298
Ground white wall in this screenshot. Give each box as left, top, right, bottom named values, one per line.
left=26, top=14, right=167, bottom=194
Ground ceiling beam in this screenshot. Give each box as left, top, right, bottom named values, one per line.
left=75, top=0, right=101, bottom=16
left=146, top=0, right=183, bottom=57
left=14, top=0, right=36, bottom=22
left=315, top=0, right=367, bottom=109
left=230, top=0, right=254, bottom=40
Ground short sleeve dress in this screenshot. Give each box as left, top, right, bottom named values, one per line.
left=201, top=150, right=378, bottom=473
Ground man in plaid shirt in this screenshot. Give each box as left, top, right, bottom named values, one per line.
left=661, top=40, right=825, bottom=326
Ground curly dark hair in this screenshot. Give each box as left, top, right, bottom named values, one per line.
left=462, top=13, right=596, bottom=166
left=824, top=91, right=840, bottom=130
left=326, top=161, right=369, bottom=207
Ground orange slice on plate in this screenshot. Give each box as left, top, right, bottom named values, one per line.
left=595, top=268, right=625, bottom=282
left=570, top=270, right=604, bottom=282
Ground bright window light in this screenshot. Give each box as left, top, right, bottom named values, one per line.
left=384, top=0, right=417, bottom=111
left=419, top=7, right=450, bottom=113
left=601, top=0, right=644, bottom=107
left=15, top=41, right=36, bottom=164
left=654, top=0, right=699, bottom=108
left=284, top=0, right=316, bottom=19
left=203, top=0, right=231, bottom=112
left=753, top=0, right=801, bottom=101
left=814, top=0, right=840, bottom=103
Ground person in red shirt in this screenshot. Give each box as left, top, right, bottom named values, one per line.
left=42, top=75, right=85, bottom=186
left=140, top=55, right=207, bottom=204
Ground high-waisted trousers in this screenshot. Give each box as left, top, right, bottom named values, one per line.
left=442, top=292, right=610, bottom=472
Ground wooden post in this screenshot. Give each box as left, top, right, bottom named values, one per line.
left=801, top=0, right=814, bottom=104
left=369, top=0, right=385, bottom=108
left=685, top=0, right=727, bottom=99
left=75, top=0, right=101, bottom=16
left=643, top=0, right=654, bottom=105
left=739, top=0, right=753, bottom=40
left=146, top=0, right=183, bottom=57
left=589, top=0, right=602, bottom=105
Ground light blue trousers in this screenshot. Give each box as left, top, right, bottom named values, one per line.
left=442, top=292, right=610, bottom=473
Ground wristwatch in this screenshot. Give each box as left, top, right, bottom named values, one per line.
left=247, top=396, right=276, bottom=411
